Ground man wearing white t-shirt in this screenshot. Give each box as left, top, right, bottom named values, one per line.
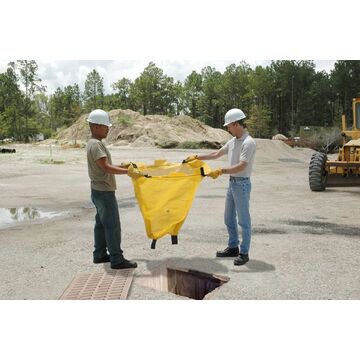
left=185, top=108, right=256, bottom=266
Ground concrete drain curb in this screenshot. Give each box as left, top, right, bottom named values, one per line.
left=59, top=270, right=135, bottom=300
left=136, top=265, right=229, bottom=300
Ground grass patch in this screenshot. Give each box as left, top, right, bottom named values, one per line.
left=177, top=141, right=203, bottom=149
left=61, top=143, right=85, bottom=149
left=158, top=140, right=222, bottom=149
left=158, top=141, right=179, bottom=149
left=40, top=159, right=65, bottom=165
left=178, top=141, right=222, bottom=149
left=116, top=114, right=132, bottom=125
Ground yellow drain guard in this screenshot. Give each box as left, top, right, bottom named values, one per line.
left=130, top=159, right=211, bottom=248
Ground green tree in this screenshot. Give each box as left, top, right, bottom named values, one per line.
left=84, top=69, right=104, bottom=111
left=0, top=67, right=24, bottom=139
left=248, top=65, right=275, bottom=109
left=296, top=71, right=332, bottom=129
left=270, top=60, right=317, bottom=135
left=49, top=87, right=65, bottom=131
left=49, top=84, right=82, bottom=131
left=130, top=62, right=178, bottom=115
left=160, top=76, right=181, bottom=115
left=331, top=60, right=360, bottom=125
left=130, top=62, right=162, bottom=115
left=183, top=71, right=203, bottom=119
left=246, top=104, right=272, bottom=138
left=33, top=93, right=51, bottom=137
left=198, top=66, right=222, bottom=127
left=171, top=80, right=185, bottom=115
left=220, top=62, right=252, bottom=114
left=112, top=77, right=133, bottom=109
left=63, top=84, right=82, bottom=124
left=102, top=94, right=121, bottom=112
left=9, top=60, right=46, bottom=141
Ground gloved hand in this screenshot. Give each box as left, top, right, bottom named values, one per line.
left=183, top=155, right=198, bottom=163
left=120, top=162, right=131, bottom=169
left=208, top=168, right=223, bottom=179
left=127, top=164, right=144, bottom=180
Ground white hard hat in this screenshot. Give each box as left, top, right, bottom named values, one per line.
left=87, top=109, right=112, bottom=127
left=223, top=108, right=246, bottom=126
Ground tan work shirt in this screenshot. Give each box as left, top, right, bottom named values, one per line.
left=86, top=138, right=116, bottom=191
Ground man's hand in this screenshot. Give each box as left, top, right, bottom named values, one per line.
left=127, top=164, right=144, bottom=180
left=119, top=162, right=131, bottom=169
left=208, top=168, right=223, bottom=179
left=183, top=155, right=198, bottom=163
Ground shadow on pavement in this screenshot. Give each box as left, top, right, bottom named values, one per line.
left=103, top=257, right=275, bottom=275
left=132, top=256, right=230, bottom=277
left=231, top=259, right=275, bottom=273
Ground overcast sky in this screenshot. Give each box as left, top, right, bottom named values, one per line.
left=0, top=1, right=351, bottom=97
left=0, top=60, right=336, bottom=96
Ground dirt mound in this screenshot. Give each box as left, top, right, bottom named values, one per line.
left=255, top=139, right=315, bottom=163
left=53, top=109, right=232, bottom=149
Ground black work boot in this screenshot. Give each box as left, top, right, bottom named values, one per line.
left=216, top=246, right=239, bottom=257
left=93, top=254, right=110, bottom=264
left=234, top=253, right=249, bottom=266
left=111, top=259, right=138, bottom=269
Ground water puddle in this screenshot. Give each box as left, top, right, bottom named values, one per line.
left=0, top=207, right=64, bottom=228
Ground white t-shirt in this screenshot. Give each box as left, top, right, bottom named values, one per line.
left=221, top=132, right=256, bottom=177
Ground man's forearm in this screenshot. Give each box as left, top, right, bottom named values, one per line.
left=102, top=163, right=129, bottom=175
left=197, top=151, right=222, bottom=161
left=222, top=161, right=247, bottom=174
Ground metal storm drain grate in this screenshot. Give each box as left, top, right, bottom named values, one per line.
left=137, top=266, right=229, bottom=300
left=59, top=270, right=134, bottom=300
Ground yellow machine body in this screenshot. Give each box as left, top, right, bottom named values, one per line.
left=309, top=97, right=360, bottom=190
left=326, top=97, right=360, bottom=186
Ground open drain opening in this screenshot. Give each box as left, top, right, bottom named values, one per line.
left=138, top=266, right=229, bottom=300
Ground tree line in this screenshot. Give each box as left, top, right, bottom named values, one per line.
left=1, top=60, right=360, bottom=142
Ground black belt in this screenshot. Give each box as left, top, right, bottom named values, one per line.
left=229, top=176, right=249, bottom=181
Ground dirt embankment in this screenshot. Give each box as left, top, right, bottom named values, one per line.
left=53, top=109, right=232, bottom=149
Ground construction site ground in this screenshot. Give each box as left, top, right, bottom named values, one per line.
left=0, top=140, right=359, bottom=300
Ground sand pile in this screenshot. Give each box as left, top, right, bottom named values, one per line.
left=256, top=139, right=314, bottom=163
left=54, top=109, right=232, bottom=148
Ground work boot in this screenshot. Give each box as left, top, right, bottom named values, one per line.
left=93, top=255, right=110, bottom=264
left=111, top=259, right=138, bottom=269
left=234, top=253, right=249, bottom=266
left=216, top=246, right=239, bottom=257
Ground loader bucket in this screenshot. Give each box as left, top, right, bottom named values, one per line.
left=326, top=174, right=360, bottom=187
left=326, top=159, right=360, bottom=187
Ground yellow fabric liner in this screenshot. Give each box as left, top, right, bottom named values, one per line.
left=130, top=159, right=211, bottom=242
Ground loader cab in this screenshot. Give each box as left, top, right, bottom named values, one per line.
left=342, top=97, right=360, bottom=139
left=354, top=98, right=360, bottom=129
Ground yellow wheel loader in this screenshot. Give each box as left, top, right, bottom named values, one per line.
left=309, top=96, right=360, bottom=191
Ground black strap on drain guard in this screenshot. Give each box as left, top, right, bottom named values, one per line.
left=151, top=235, right=178, bottom=249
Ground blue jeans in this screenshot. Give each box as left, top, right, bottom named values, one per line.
left=224, top=177, right=252, bottom=254
left=91, top=189, right=124, bottom=265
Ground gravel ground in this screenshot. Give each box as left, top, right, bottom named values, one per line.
left=0, top=140, right=359, bottom=300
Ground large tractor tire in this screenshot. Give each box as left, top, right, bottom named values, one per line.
left=309, top=152, right=328, bottom=191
